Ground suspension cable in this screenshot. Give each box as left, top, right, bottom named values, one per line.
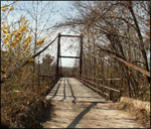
left=22, top=35, right=58, bottom=67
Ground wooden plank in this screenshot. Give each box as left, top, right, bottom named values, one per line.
left=59, top=56, right=80, bottom=59
left=60, top=34, right=80, bottom=38
left=81, top=76, right=121, bottom=81
left=56, top=33, right=61, bottom=77
left=80, top=34, right=83, bottom=76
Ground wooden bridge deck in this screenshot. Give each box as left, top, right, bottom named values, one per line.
left=41, top=78, right=143, bottom=128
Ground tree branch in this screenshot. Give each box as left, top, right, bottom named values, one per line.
left=97, top=45, right=150, bottom=77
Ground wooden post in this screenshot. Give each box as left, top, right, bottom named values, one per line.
left=93, top=36, right=96, bottom=82
left=56, top=33, right=61, bottom=77
left=38, top=55, right=40, bottom=87
left=80, top=34, right=83, bottom=77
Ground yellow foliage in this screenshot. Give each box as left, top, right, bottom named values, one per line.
left=2, top=29, right=7, bottom=35
left=9, top=6, right=14, bottom=12
left=12, top=30, right=17, bottom=34
left=1, top=2, right=46, bottom=68
left=24, top=20, right=28, bottom=25
left=1, top=22, right=10, bottom=36
left=10, top=41, right=18, bottom=47
left=3, top=34, right=12, bottom=44
left=20, top=25, right=27, bottom=32
left=27, top=35, right=32, bottom=43
left=1, top=5, right=8, bottom=12
left=20, top=17, right=25, bottom=23
left=8, top=34, right=12, bottom=40
left=3, top=39, right=8, bottom=44
left=2, top=26, right=7, bottom=33
left=1, top=1, right=33, bottom=74
left=16, top=37, right=21, bottom=43
left=15, top=32, right=21, bottom=38
left=24, top=35, right=32, bottom=49
left=37, top=38, right=45, bottom=46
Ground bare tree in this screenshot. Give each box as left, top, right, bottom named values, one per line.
left=13, top=1, right=57, bottom=86
left=54, top=1, right=150, bottom=100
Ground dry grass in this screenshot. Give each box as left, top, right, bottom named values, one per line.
left=112, top=101, right=150, bottom=128
left=1, top=75, right=56, bottom=128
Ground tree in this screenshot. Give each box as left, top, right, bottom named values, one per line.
left=1, top=2, right=33, bottom=82
left=14, top=1, right=57, bottom=85
left=39, top=54, right=53, bottom=76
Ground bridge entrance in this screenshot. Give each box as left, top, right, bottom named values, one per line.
left=56, top=33, right=83, bottom=78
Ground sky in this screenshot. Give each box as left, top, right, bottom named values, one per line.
left=1, top=1, right=80, bottom=67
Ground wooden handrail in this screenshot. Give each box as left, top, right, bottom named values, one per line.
left=60, top=34, right=80, bottom=38
left=78, top=77, right=120, bottom=93
left=81, top=80, right=109, bottom=97
left=80, top=75, right=121, bottom=81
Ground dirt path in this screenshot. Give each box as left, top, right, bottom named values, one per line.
left=41, top=77, right=144, bottom=128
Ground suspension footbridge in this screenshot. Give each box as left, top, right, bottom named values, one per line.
left=2, top=33, right=145, bottom=128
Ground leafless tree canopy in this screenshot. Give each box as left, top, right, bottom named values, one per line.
left=55, top=1, right=150, bottom=100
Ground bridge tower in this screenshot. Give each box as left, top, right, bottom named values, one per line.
left=56, top=33, right=83, bottom=78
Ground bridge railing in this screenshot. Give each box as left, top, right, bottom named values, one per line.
left=77, top=75, right=121, bottom=101
left=32, top=35, right=60, bottom=94
left=38, top=74, right=59, bottom=96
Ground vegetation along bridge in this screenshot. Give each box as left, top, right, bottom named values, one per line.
left=2, top=33, right=150, bottom=128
